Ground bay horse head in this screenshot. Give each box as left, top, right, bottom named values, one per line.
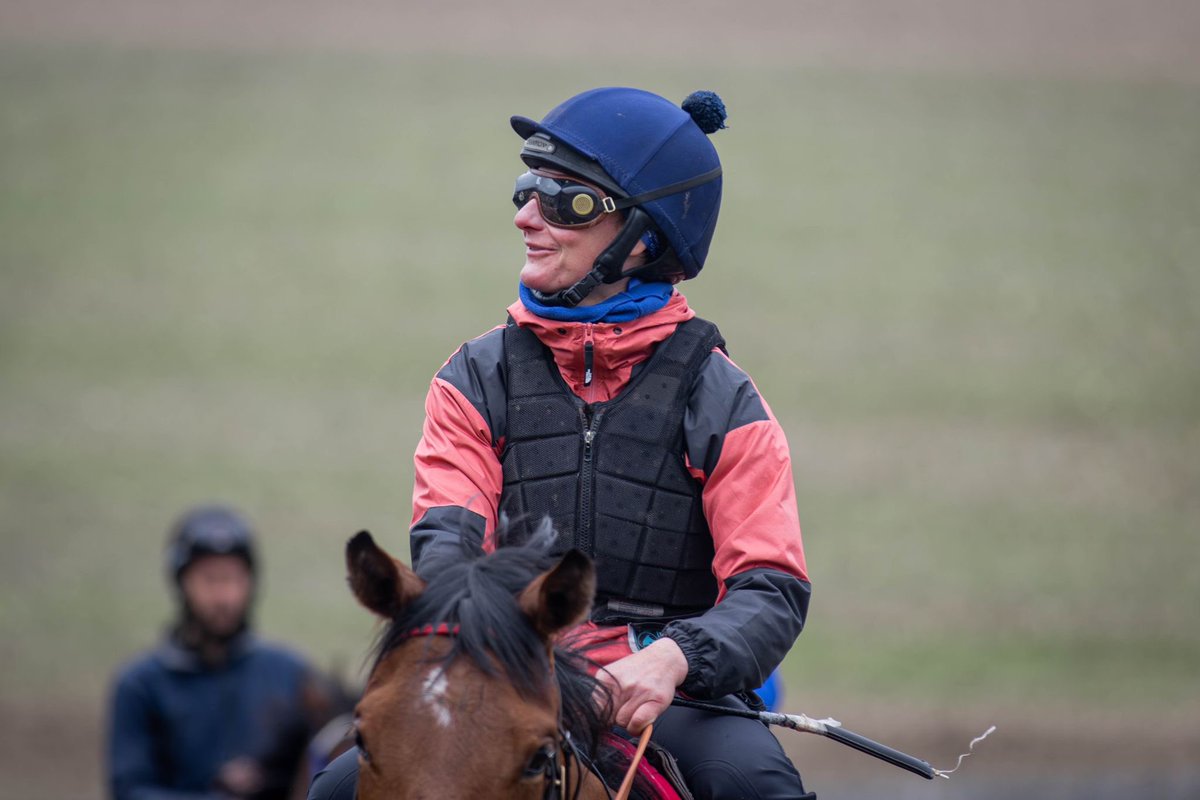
left=345, top=526, right=622, bottom=799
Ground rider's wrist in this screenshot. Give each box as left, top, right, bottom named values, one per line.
left=656, top=636, right=689, bottom=686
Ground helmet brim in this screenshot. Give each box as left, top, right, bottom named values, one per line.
left=510, top=116, right=626, bottom=197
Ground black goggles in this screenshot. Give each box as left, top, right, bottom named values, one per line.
left=512, top=172, right=618, bottom=228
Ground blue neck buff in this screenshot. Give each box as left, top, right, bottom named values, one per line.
left=519, top=279, right=673, bottom=323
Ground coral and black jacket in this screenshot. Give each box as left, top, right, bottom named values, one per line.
left=409, top=291, right=810, bottom=700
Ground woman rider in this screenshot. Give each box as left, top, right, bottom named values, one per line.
left=310, top=87, right=814, bottom=799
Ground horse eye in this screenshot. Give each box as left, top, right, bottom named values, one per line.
left=522, top=744, right=555, bottom=779
left=354, top=727, right=372, bottom=764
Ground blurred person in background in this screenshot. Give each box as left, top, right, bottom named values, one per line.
left=107, top=505, right=324, bottom=800
left=311, top=87, right=813, bottom=799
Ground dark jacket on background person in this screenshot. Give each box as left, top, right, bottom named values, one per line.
left=107, top=631, right=312, bottom=800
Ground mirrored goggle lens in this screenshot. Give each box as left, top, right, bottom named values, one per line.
left=512, top=172, right=606, bottom=227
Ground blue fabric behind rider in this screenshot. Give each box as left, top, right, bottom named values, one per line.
left=518, top=278, right=674, bottom=324
left=756, top=669, right=785, bottom=713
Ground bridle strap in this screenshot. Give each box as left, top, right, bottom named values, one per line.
left=399, top=622, right=460, bottom=639
left=543, top=729, right=576, bottom=800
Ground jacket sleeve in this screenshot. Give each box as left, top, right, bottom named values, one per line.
left=108, top=670, right=224, bottom=800
left=662, top=351, right=811, bottom=699
left=409, top=334, right=506, bottom=578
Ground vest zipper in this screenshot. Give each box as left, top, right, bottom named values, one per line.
left=578, top=406, right=602, bottom=556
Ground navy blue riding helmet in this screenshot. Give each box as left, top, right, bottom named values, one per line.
left=511, top=87, right=727, bottom=306
left=165, top=504, right=257, bottom=584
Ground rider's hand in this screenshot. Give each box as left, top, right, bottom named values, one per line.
left=214, top=757, right=264, bottom=799
left=596, top=637, right=689, bottom=734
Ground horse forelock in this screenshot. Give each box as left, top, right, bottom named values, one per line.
left=370, top=521, right=564, bottom=700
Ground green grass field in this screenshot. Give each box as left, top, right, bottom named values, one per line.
left=2, top=44, right=1198, bottom=795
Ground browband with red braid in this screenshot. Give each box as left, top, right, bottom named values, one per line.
left=401, top=623, right=461, bottom=639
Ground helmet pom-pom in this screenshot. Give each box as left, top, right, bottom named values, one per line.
left=681, top=90, right=727, bottom=134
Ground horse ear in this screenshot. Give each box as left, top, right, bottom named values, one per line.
left=518, top=549, right=595, bottom=640
left=345, top=530, right=426, bottom=618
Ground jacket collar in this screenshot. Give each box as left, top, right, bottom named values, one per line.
left=507, top=291, right=695, bottom=396
left=155, top=629, right=257, bottom=673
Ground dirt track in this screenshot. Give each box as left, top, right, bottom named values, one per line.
left=3, top=0, right=1199, bottom=82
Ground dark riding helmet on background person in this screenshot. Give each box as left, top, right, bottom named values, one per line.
left=511, top=87, right=727, bottom=306
left=165, top=504, right=258, bottom=585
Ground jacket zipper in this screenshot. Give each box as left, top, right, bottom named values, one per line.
left=578, top=405, right=603, bottom=556
left=582, top=324, right=596, bottom=405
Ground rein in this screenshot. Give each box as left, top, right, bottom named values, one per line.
left=613, top=725, right=653, bottom=800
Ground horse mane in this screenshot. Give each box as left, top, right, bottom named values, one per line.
left=369, top=518, right=652, bottom=798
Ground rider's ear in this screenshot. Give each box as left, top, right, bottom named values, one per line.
left=518, top=549, right=595, bottom=640
left=345, top=530, right=426, bottom=618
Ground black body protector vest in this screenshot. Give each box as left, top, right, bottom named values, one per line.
left=499, top=317, right=726, bottom=624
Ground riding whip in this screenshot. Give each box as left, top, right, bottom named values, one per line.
left=670, top=698, right=994, bottom=780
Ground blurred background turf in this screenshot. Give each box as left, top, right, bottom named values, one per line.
left=2, top=2, right=1199, bottom=797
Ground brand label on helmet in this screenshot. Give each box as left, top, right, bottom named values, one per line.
left=522, top=136, right=556, bottom=155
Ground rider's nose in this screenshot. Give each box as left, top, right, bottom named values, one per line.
left=514, top=197, right=544, bottom=230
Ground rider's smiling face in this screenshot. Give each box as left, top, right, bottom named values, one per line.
left=514, top=169, right=642, bottom=306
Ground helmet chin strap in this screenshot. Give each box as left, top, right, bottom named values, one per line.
left=529, top=208, right=666, bottom=308
left=527, top=166, right=723, bottom=307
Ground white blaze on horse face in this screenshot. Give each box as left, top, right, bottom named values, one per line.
left=421, top=668, right=452, bottom=728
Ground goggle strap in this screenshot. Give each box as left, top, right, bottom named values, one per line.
left=608, top=166, right=723, bottom=212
